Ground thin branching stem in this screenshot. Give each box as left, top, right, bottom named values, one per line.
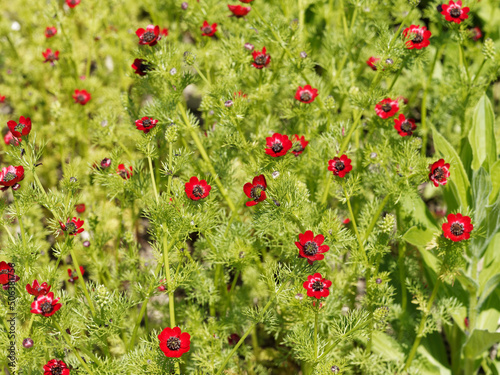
left=69, top=246, right=97, bottom=318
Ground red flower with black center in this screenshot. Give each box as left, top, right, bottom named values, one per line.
left=470, top=27, right=482, bottom=41
left=45, top=27, right=57, bottom=38
left=252, top=47, right=270, bottom=69
left=366, top=56, right=380, bottom=71
left=7, top=115, right=32, bottom=137
left=75, top=203, right=85, bottom=213
left=295, top=85, right=318, bottom=104
left=243, top=175, right=267, bottom=207
left=441, top=0, right=469, bottom=23
left=4, top=132, right=20, bottom=146
left=26, top=280, right=52, bottom=297
left=67, top=266, right=84, bottom=283
left=0, top=261, right=20, bottom=290
left=228, top=4, right=251, bottom=17
left=160, top=28, right=169, bottom=37
left=0, top=165, right=25, bottom=191
left=200, top=21, right=217, bottom=37
left=31, top=292, right=62, bottom=317
left=327, top=155, right=352, bottom=178
left=135, top=116, right=158, bottom=134
left=403, top=25, right=431, bottom=50
left=136, top=25, right=161, bottom=46
left=66, top=0, right=80, bottom=7
left=158, top=327, right=191, bottom=358
left=429, top=159, right=450, bottom=187
left=131, top=59, right=151, bottom=76
left=394, top=114, right=417, bottom=136
left=442, top=213, right=473, bottom=242
left=59, top=217, right=84, bottom=236
left=295, top=231, right=330, bottom=265
left=303, top=273, right=332, bottom=299
left=73, top=89, right=91, bottom=105
left=185, top=176, right=211, bottom=200
left=43, top=359, right=70, bottom=375
left=42, top=49, right=59, bottom=64
left=117, top=164, right=133, bottom=180
left=265, top=133, right=292, bottom=157
left=375, top=98, right=399, bottom=119
left=292, top=134, right=308, bottom=156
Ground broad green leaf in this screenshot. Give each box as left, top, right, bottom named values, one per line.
left=478, top=274, right=500, bottom=310
left=432, top=127, right=472, bottom=208
left=469, top=95, right=497, bottom=171
left=371, top=331, right=404, bottom=362
left=463, top=329, right=500, bottom=359
left=489, top=160, right=500, bottom=205
left=402, top=226, right=438, bottom=248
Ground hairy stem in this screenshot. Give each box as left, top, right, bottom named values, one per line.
left=13, top=193, right=27, bottom=252
left=147, top=155, right=159, bottom=203
left=362, top=194, right=391, bottom=243
left=69, top=247, right=96, bottom=318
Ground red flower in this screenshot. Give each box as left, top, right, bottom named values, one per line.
left=136, top=25, right=161, bottom=46
left=295, top=231, right=330, bottom=265
left=158, top=327, right=191, bottom=358
left=160, top=28, right=169, bottom=37
left=117, top=164, right=133, bottom=180
left=366, top=56, right=380, bottom=71
left=428, top=159, right=450, bottom=187
left=0, top=95, right=5, bottom=103
left=403, top=25, right=431, bottom=50
left=185, top=176, right=212, bottom=200
left=0, top=261, right=20, bottom=289
left=441, top=0, right=469, bottom=23
left=31, top=292, right=62, bottom=317
left=442, top=213, right=473, bottom=242
left=343, top=218, right=350, bottom=224
left=75, top=203, right=86, bottom=213
left=243, top=174, right=267, bottom=207
left=131, top=59, right=151, bottom=76
left=66, top=0, right=80, bottom=7
left=42, top=48, right=59, bottom=64
left=45, top=27, right=57, bottom=38
left=295, top=85, right=318, bottom=104
left=252, top=47, right=270, bottom=69
left=43, top=359, right=70, bottom=375
left=393, top=114, right=417, bottom=136
left=234, top=91, right=247, bottom=98
left=7, top=115, right=32, bottom=137
left=375, top=98, right=399, bottom=119
left=26, top=280, right=51, bottom=297
left=68, top=266, right=84, bottom=283
left=0, top=165, right=25, bottom=191
left=239, top=0, right=253, bottom=3
left=4, top=132, right=20, bottom=146
left=470, top=27, right=482, bottom=41
left=265, top=133, right=292, bottom=157
left=228, top=4, right=251, bottom=17
left=73, top=89, right=91, bottom=105
left=135, top=116, right=158, bottom=134
left=327, top=155, right=352, bottom=178
left=59, top=217, right=84, bottom=236
left=228, top=333, right=241, bottom=345
left=292, top=135, right=308, bottom=156
left=200, top=21, right=217, bottom=37
left=303, top=273, right=332, bottom=299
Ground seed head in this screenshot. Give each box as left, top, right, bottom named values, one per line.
left=483, top=38, right=496, bottom=60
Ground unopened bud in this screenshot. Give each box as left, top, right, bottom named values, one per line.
left=23, top=338, right=34, bottom=348
left=83, top=241, right=90, bottom=247
left=331, top=365, right=340, bottom=374
left=385, top=58, right=394, bottom=65
left=225, top=100, right=233, bottom=108
left=300, top=51, right=307, bottom=59
left=170, top=68, right=177, bottom=75
left=483, top=38, right=496, bottom=60
left=244, top=43, right=254, bottom=51
left=325, top=95, right=336, bottom=110
left=181, top=2, right=188, bottom=10
left=183, top=51, right=195, bottom=65
left=70, top=177, right=77, bottom=183
left=290, top=19, right=299, bottom=32
left=101, top=158, right=111, bottom=168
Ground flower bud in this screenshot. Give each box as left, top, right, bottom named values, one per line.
left=70, top=177, right=77, bottom=183
left=23, top=338, right=34, bottom=348
left=101, top=158, right=111, bottom=168
left=300, top=51, right=307, bottom=59
left=170, top=68, right=177, bottom=75
left=181, top=2, right=188, bottom=10
left=290, top=19, right=299, bottom=32
left=244, top=43, right=254, bottom=51
left=83, top=241, right=90, bottom=247
left=376, top=278, right=382, bottom=284
left=331, top=365, right=340, bottom=374
left=483, top=38, right=496, bottom=60
left=225, top=100, right=233, bottom=108
left=272, top=171, right=280, bottom=179
left=183, top=51, right=195, bottom=65
left=324, top=95, right=336, bottom=110
left=165, top=123, right=178, bottom=143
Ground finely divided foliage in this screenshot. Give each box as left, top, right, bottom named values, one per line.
left=0, top=0, right=499, bottom=374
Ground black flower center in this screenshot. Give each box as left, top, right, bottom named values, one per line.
left=69, top=0, right=77, bottom=4
left=47, top=29, right=54, bottom=35
left=449, top=8, right=461, bottom=17
left=203, top=26, right=213, bottom=34
left=300, top=92, right=312, bottom=102
left=166, top=337, right=181, bottom=351
left=303, top=241, right=318, bottom=256
left=41, top=301, right=53, bottom=314
left=51, top=365, right=63, bottom=375
left=65, top=222, right=78, bottom=235
left=48, top=53, right=56, bottom=61
left=312, top=280, right=324, bottom=292
left=255, top=55, right=266, bottom=65
left=412, top=34, right=424, bottom=44
left=381, top=103, right=392, bottom=112
left=14, top=123, right=25, bottom=132
left=271, top=142, right=283, bottom=153
left=433, top=167, right=445, bottom=181
left=0, top=269, right=9, bottom=274
left=3, top=172, right=17, bottom=182
left=401, top=120, right=412, bottom=133
left=77, top=94, right=85, bottom=102
left=335, top=160, right=345, bottom=171
left=142, top=31, right=156, bottom=43
left=192, top=185, right=204, bottom=198
left=142, top=119, right=152, bottom=128
left=250, top=185, right=265, bottom=200
left=450, top=222, right=464, bottom=236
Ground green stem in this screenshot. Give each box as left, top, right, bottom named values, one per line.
left=69, top=247, right=96, bottom=318
left=3, top=224, right=16, bottom=244
left=167, top=142, right=173, bottom=197
left=464, top=256, right=479, bottom=374
left=403, top=278, right=442, bottom=370
left=13, top=193, right=27, bottom=251
left=472, top=59, right=487, bottom=86
left=342, top=183, right=366, bottom=262
left=314, top=312, right=318, bottom=359
left=53, top=322, right=96, bottom=375
left=193, top=65, right=210, bottom=86
left=147, top=155, right=159, bottom=203
left=459, top=42, right=471, bottom=83
left=339, top=111, right=363, bottom=155
left=162, top=229, right=176, bottom=328
left=320, top=174, right=332, bottom=205
left=398, top=242, right=407, bottom=311
left=362, top=194, right=391, bottom=243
